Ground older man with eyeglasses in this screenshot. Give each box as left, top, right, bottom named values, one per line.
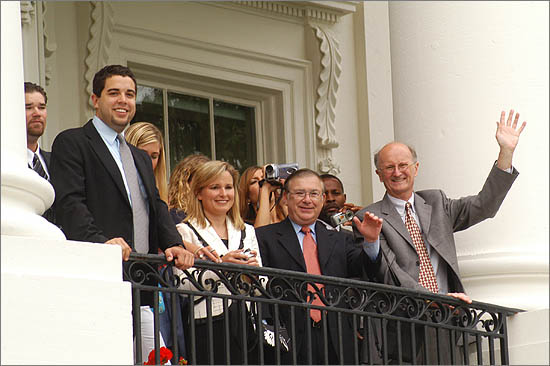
left=353, top=109, right=526, bottom=363
left=255, top=168, right=380, bottom=365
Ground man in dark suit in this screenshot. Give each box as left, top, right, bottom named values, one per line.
left=353, top=109, right=526, bottom=362
left=50, top=65, right=194, bottom=361
left=256, top=168, right=380, bottom=364
left=25, top=82, right=54, bottom=223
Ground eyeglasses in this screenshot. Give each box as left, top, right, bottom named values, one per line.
left=288, top=190, right=323, bottom=200
left=379, top=162, right=416, bottom=174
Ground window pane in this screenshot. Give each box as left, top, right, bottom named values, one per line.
left=168, top=92, right=211, bottom=170
left=214, top=100, right=256, bottom=173
left=133, top=85, right=164, bottom=134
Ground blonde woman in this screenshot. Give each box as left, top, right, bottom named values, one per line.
left=125, top=122, right=168, bottom=202
left=168, top=153, right=210, bottom=224
left=175, top=160, right=261, bottom=365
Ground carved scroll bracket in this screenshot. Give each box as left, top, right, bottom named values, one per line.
left=20, top=1, right=35, bottom=25
left=84, top=1, right=114, bottom=110
left=42, top=2, right=57, bottom=86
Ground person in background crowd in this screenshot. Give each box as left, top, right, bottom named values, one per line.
left=25, top=81, right=55, bottom=223
left=168, top=153, right=210, bottom=225
left=239, top=165, right=286, bottom=227
left=256, top=168, right=381, bottom=364
left=125, top=122, right=168, bottom=203
left=174, top=160, right=262, bottom=365
left=318, top=173, right=362, bottom=232
left=49, top=64, right=194, bottom=363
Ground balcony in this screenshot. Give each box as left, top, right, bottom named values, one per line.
left=128, top=253, right=520, bottom=365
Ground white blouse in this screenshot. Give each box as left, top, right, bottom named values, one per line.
left=174, top=217, right=262, bottom=318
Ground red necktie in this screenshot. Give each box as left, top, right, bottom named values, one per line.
left=405, top=202, right=439, bottom=293
left=301, top=226, right=324, bottom=322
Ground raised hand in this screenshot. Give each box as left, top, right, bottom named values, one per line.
left=496, top=109, right=526, bottom=170
left=353, top=211, right=383, bottom=242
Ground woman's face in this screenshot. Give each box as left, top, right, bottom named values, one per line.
left=247, top=169, right=264, bottom=205
left=139, top=141, right=161, bottom=171
left=198, top=171, right=235, bottom=218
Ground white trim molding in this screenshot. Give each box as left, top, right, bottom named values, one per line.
left=233, top=1, right=356, bottom=24
left=84, top=1, right=114, bottom=110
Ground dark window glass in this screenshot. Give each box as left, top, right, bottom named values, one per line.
left=133, top=85, right=164, bottom=134
left=167, top=92, right=211, bottom=170
left=214, top=100, right=256, bottom=172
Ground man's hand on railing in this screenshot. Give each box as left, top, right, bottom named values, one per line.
left=105, top=237, right=132, bottom=261
left=165, top=246, right=195, bottom=270
left=447, top=292, right=472, bottom=304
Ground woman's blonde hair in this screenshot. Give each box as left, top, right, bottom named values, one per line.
left=238, top=165, right=262, bottom=221
left=168, top=153, right=210, bottom=212
left=184, top=160, right=244, bottom=230
left=125, top=122, right=168, bottom=202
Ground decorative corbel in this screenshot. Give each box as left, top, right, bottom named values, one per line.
left=20, top=1, right=35, bottom=25
left=318, top=156, right=341, bottom=175
left=42, top=2, right=57, bottom=86
left=311, top=24, right=341, bottom=149
left=84, top=1, right=114, bottom=110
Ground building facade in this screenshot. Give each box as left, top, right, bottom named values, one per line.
left=2, top=1, right=548, bottom=364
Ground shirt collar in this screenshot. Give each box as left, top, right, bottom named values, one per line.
left=387, top=192, right=416, bottom=217
left=92, top=115, right=122, bottom=145
left=289, top=218, right=316, bottom=236
left=27, top=143, right=42, bottom=164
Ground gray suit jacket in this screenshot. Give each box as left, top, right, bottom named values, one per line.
left=354, top=164, right=518, bottom=293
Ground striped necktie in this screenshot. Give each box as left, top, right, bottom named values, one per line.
left=31, top=153, right=49, bottom=180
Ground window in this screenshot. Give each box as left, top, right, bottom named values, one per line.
left=133, top=85, right=257, bottom=173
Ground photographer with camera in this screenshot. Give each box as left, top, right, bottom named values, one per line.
left=319, top=174, right=362, bottom=233
left=238, top=163, right=297, bottom=228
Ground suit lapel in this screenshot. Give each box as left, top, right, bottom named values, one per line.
left=380, top=194, right=415, bottom=249
left=277, top=219, right=307, bottom=272
left=84, top=121, right=130, bottom=207
left=315, top=222, right=337, bottom=271
left=414, top=194, right=432, bottom=237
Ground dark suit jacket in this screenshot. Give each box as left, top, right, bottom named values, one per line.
left=50, top=120, right=182, bottom=253
left=354, top=164, right=518, bottom=293
left=255, top=217, right=380, bottom=363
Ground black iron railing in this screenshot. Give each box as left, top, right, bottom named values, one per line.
left=126, top=253, right=521, bottom=365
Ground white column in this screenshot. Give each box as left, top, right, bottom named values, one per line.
left=387, top=1, right=548, bottom=363
left=1, top=3, right=134, bottom=364
left=1, top=1, right=64, bottom=240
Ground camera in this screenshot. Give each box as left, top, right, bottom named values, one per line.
left=264, top=163, right=299, bottom=184
left=243, top=248, right=255, bottom=259
left=330, top=210, right=355, bottom=227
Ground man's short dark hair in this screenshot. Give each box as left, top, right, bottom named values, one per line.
left=92, top=64, right=137, bottom=97
left=283, top=168, right=324, bottom=192
left=24, top=82, right=47, bottom=104
left=320, top=173, right=344, bottom=193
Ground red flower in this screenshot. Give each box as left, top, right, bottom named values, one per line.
left=178, top=356, right=188, bottom=365
left=144, top=347, right=173, bottom=365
